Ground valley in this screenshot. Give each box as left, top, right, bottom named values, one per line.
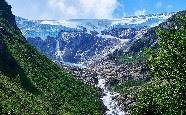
left=15, top=13, right=172, bottom=115
left=1, top=0, right=186, bottom=114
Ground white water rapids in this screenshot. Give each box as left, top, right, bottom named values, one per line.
left=97, top=77, right=127, bottom=115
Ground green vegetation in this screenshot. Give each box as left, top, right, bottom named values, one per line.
left=129, top=38, right=152, bottom=53
left=112, top=11, right=186, bottom=115
left=131, top=12, right=186, bottom=115
left=112, top=80, right=145, bottom=94
left=0, top=17, right=102, bottom=115
left=117, top=52, right=149, bottom=64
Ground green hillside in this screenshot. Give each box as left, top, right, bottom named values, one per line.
left=113, top=11, right=186, bottom=114
left=131, top=11, right=186, bottom=114
left=0, top=1, right=102, bottom=114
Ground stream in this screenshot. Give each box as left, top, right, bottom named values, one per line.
left=97, top=77, right=127, bottom=115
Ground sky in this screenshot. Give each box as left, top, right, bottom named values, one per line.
left=6, top=0, right=186, bottom=20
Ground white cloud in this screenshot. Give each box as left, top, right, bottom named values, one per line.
left=134, top=9, right=146, bottom=16
left=7, top=0, right=120, bottom=20
left=156, top=2, right=162, bottom=8
left=47, top=0, right=119, bottom=19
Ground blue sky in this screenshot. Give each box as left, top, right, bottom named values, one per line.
left=6, top=0, right=186, bottom=20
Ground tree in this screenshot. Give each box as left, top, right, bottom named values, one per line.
left=132, top=13, right=186, bottom=115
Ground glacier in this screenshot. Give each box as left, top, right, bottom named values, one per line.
left=16, top=12, right=173, bottom=66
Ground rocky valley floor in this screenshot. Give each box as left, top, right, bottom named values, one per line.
left=61, top=55, right=149, bottom=114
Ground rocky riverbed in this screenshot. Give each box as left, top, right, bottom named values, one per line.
left=63, top=56, right=148, bottom=85
left=60, top=56, right=148, bottom=114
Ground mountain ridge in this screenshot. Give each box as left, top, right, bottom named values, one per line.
left=0, top=0, right=103, bottom=114
left=16, top=12, right=173, bottom=65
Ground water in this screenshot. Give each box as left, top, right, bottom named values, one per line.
left=55, top=40, right=63, bottom=59
left=97, top=77, right=126, bottom=115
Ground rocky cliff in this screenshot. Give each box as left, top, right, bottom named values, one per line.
left=16, top=13, right=172, bottom=65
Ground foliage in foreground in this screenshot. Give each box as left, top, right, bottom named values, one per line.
left=131, top=12, right=186, bottom=115
left=0, top=18, right=102, bottom=114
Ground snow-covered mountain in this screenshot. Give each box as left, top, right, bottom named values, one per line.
left=16, top=13, right=173, bottom=66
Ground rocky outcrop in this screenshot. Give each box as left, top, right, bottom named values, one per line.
left=0, top=0, right=17, bottom=28
left=27, top=36, right=57, bottom=60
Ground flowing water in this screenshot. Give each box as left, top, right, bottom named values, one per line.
left=97, top=77, right=127, bottom=115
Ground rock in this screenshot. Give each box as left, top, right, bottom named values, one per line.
left=60, top=53, right=148, bottom=88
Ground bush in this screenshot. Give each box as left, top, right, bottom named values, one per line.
left=131, top=13, right=186, bottom=115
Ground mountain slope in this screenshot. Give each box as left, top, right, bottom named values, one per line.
left=16, top=13, right=172, bottom=65
left=111, top=11, right=186, bottom=67
left=131, top=10, right=186, bottom=115
left=0, top=1, right=102, bottom=114
left=129, top=10, right=186, bottom=53
left=107, top=10, right=186, bottom=114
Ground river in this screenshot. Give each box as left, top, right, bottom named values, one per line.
left=97, top=77, right=127, bottom=115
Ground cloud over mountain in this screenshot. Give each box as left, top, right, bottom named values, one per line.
left=7, top=0, right=119, bottom=20
left=7, top=0, right=186, bottom=20
left=48, top=0, right=119, bottom=19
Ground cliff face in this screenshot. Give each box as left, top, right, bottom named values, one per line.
left=0, top=0, right=17, bottom=28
